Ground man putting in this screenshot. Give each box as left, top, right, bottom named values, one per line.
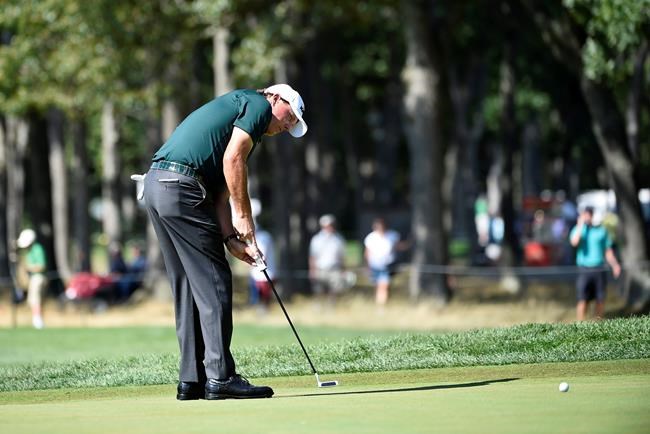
left=144, top=84, right=307, bottom=400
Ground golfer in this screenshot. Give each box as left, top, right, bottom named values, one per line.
left=144, top=84, right=307, bottom=400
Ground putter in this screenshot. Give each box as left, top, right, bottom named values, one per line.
left=247, top=241, right=338, bottom=388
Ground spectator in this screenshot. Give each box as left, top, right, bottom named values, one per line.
left=569, top=206, right=621, bottom=320
left=16, top=229, right=47, bottom=329
left=247, top=197, right=276, bottom=310
left=116, top=244, right=147, bottom=302
left=249, top=227, right=276, bottom=312
left=108, top=242, right=128, bottom=275
left=128, top=244, right=147, bottom=277
left=364, top=218, right=400, bottom=307
left=309, top=214, right=346, bottom=306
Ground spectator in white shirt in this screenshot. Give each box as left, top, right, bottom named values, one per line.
left=364, top=218, right=400, bottom=307
left=309, top=214, right=346, bottom=305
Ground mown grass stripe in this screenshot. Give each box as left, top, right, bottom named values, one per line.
left=1, top=316, right=648, bottom=392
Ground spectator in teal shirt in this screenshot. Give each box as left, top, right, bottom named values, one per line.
left=569, top=207, right=621, bottom=320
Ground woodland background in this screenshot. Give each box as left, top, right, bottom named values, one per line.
left=0, top=0, right=648, bottom=308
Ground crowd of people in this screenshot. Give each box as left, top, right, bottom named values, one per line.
left=12, top=202, right=623, bottom=329
left=11, top=231, right=148, bottom=329
left=243, top=211, right=405, bottom=313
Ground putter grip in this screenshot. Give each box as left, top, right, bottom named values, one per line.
left=246, top=240, right=267, bottom=271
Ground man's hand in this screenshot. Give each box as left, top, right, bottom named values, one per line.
left=606, top=248, right=622, bottom=279
left=612, top=263, right=621, bottom=279
left=225, top=238, right=256, bottom=266
left=244, top=240, right=267, bottom=270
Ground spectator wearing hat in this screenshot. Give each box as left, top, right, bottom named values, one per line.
left=570, top=206, right=621, bottom=320
left=17, top=229, right=47, bottom=329
left=309, top=214, right=346, bottom=306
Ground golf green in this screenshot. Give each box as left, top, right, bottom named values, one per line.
left=1, top=360, right=648, bottom=434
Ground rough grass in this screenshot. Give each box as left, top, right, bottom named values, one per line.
left=1, top=316, right=648, bottom=392
left=0, top=324, right=406, bottom=365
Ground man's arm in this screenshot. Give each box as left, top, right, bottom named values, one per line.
left=569, top=215, right=585, bottom=247
left=215, top=189, right=256, bottom=266
left=215, top=189, right=236, bottom=238
left=605, top=247, right=621, bottom=278
left=223, top=127, right=255, bottom=242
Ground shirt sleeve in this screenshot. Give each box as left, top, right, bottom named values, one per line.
left=233, top=95, right=272, bottom=147
left=604, top=230, right=614, bottom=249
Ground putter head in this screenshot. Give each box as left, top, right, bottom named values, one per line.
left=315, top=373, right=338, bottom=388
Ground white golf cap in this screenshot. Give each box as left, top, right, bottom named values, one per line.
left=17, top=229, right=36, bottom=248
left=319, top=214, right=336, bottom=227
left=264, top=84, right=308, bottom=138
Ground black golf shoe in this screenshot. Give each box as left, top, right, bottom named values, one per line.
left=176, top=381, right=204, bottom=400
left=205, top=374, right=274, bottom=400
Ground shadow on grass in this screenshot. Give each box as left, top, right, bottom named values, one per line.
left=279, top=377, right=519, bottom=398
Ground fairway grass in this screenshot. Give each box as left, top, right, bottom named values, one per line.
left=1, top=360, right=648, bottom=434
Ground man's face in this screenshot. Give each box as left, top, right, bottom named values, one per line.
left=582, top=211, right=593, bottom=225
left=266, top=95, right=298, bottom=136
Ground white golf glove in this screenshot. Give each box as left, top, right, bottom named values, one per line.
left=130, top=173, right=146, bottom=201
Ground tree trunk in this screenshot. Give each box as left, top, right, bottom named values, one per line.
left=71, top=118, right=91, bottom=272
left=29, top=114, right=60, bottom=294
left=498, top=30, right=522, bottom=269
left=212, top=26, right=232, bottom=97
left=47, top=108, right=71, bottom=280
left=101, top=101, right=121, bottom=247
left=521, top=116, right=542, bottom=197
left=446, top=59, right=486, bottom=261
left=304, top=36, right=338, bottom=230
left=402, top=1, right=450, bottom=303
left=496, top=34, right=524, bottom=294
left=4, top=116, right=28, bottom=265
left=625, top=41, right=648, bottom=161
left=375, top=79, right=403, bottom=208
left=0, top=116, right=9, bottom=284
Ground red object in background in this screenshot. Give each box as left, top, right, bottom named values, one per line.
left=524, top=241, right=552, bottom=266
left=254, top=280, right=272, bottom=302
left=522, top=195, right=554, bottom=212
left=65, top=272, right=115, bottom=299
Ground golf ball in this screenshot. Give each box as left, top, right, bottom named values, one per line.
left=559, top=382, right=569, bottom=392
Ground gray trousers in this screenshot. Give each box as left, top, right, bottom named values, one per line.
left=144, top=169, right=235, bottom=382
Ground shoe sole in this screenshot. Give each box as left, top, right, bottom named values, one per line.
left=205, top=392, right=273, bottom=400
left=176, top=392, right=203, bottom=401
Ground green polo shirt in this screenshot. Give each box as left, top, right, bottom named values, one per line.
left=569, top=224, right=613, bottom=267
left=26, top=242, right=46, bottom=274
left=153, top=89, right=272, bottom=192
